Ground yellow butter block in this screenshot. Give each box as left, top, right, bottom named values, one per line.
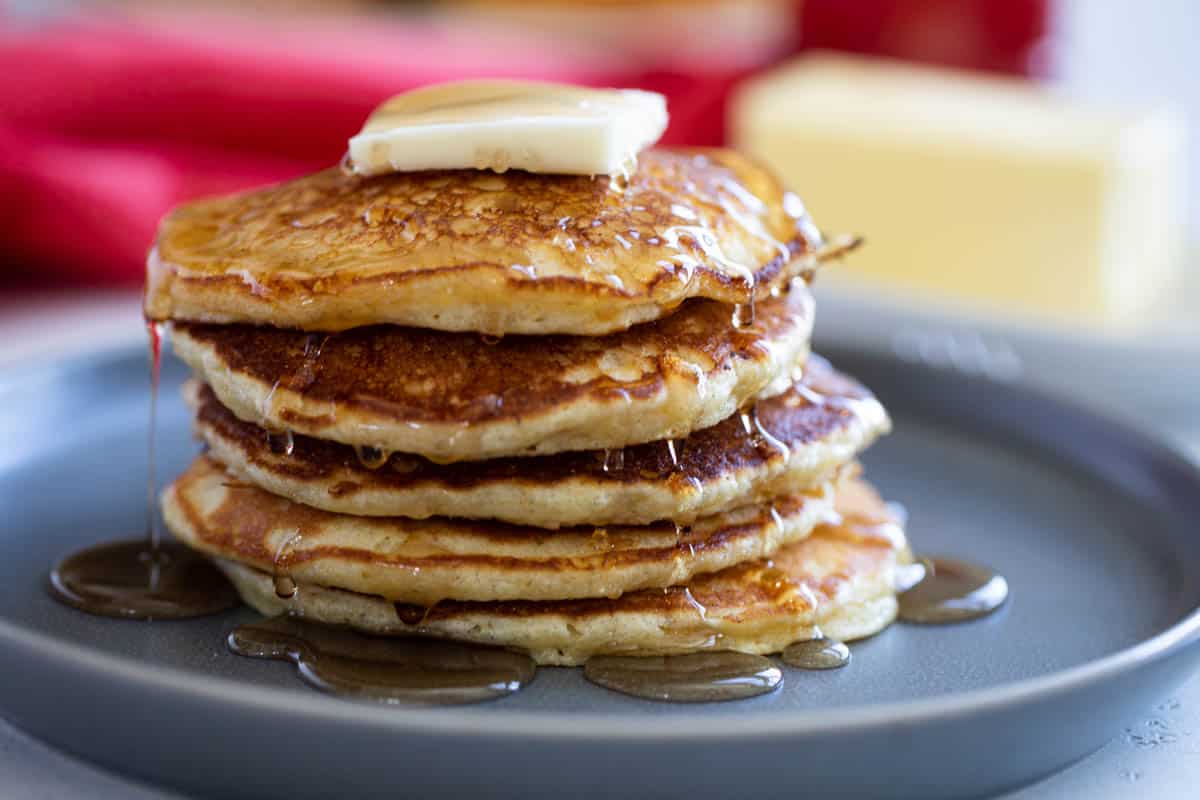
left=732, top=53, right=1187, bottom=325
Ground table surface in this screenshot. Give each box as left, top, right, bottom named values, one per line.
left=1, top=290, right=1198, bottom=800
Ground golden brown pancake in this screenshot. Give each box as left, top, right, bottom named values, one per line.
left=170, top=287, right=813, bottom=461
left=144, top=148, right=834, bottom=335
left=162, top=455, right=839, bottom=606
left=215, top=476, right=909, bottom=665
left=186, top=354, right=889, bottom=526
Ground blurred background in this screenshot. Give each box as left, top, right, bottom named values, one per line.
left=0, top=0, right=1196, bottom=447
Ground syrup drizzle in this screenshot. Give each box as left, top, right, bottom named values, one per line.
left=47, top=320, right=239, bottom=620
left=272, top=529, right=303, bottom=600
left=665, top=439, right=680, bottom=469
left=355, top=445, right=390, bottom=470
left=781, top=635, right=851, bottom=670
left=223, top=555, right=1009, bottom=704
left=259, top=333, right=326, bottom=447
left=740, top=405, right=790, bottom=461
left=145, top=321, right=163, bottom=552
left=898, top=557, right=1008, bottom=624
left=267, top=430, right=295, bottom=457
left=601, top=448, right=625, bottom=474
left=394, top=602, right=431, bottom=626
left=731, top=301, right=755, bottom=329
left=48, top=540, right=240, bottom=620
left=584, top=653, right=781, bottom=703
left=228, top=616, right=535, bottom=705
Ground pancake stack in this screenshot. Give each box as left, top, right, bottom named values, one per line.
left=148, top=139, right=909, bottom=666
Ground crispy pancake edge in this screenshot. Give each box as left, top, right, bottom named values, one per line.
left=162, top=455, right=840, bottom=605
left=186, top=354, right=889, bottom=526
left=171, top=290, right=814, bottom=460
left=214, top=509, right=907, bottom=666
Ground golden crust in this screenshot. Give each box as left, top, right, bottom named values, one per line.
left=170, top=288, right=813, bottom=461
left=163, top=454, right=840, bottom=606
left=186, top=353, right=889, bottom=526
left=214, top=477, right=908, bottom=665
left=144, top=149, right=823, bottom=334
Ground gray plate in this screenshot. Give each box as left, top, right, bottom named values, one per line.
left=1, top=345, right=1199, bottom=800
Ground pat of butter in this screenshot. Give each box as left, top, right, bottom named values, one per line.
left=348, top=80, right=668, bottom=177
left=732, top=54, right=1187, bottom=326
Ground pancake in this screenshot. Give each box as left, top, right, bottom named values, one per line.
left=144, top=148, right=834, bottom=336
left=186, top=353, right=889, bottom=527
left=171, top=287, right=813, bottom=461
left=162, top=455, right=839, bottom=606
left=215, top=476, right=908, bottom=666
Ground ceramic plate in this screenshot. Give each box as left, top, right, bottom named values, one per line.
left=1, top=345, right=1199, bottom=799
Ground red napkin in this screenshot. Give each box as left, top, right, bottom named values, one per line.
left=0, top=8, right=629, bottom=286
left=800, top=0, right=1048, bottom=76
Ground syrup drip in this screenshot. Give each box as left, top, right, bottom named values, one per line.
left=768, top=505, right=785, bottom=537
left=293, top=334, right=327, bottom=389
left=584, top=653, right=781, bottom=702
left=731, top=301, right=756, bottom=329
left=680, top=587, right=707, bottom=621
left=272, top=529, right=303, bottom=600
left=49, top=540, right=240, bottom=620
left=607, top=171, right=631, bottom=195
left=894, top=558, right=932, bottom=593
left=145, top=321, right=163, bottom=552
left=48, top=321, right=240, bottom=619
left=355, top=445, right=390, bottom=470
left=260, top=381, right=282, bottom=427
left=227, top=616, right=536, bottom=705
left=259, top=334, right=327, bottom=430
left=898, top=557, right=1008, bottom=624
left=665, top=439, right=681, bottom=469
left=267, top=430, right=295, bottom=457
left=601, top=448, right=625, bottom=474
left=781, top=636, right=851, bottom=670
left=338, top=151, right=355, bottom=176
left=394, top=602, right=431, bottom=626
left=740, top=405, right=790, bottom=461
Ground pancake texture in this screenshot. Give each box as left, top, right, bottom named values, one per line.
left=163, top=455, right=839, bottom=606
left=145, top=148, right=827, bottom=335
left=171, top=287, right=813, bottom=461
left=186, top=353, right=888, bottom=526
left=215, top=476, right=908, bottom=665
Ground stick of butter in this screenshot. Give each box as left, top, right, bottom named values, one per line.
left=348, top=80, right=668, bottom=177
left=732, top=53, right=1187, bottom=326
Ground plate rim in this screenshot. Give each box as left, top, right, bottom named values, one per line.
left=3, top=344, right=1200, bottom=741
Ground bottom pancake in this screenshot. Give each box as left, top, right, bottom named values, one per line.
left=214, top=478, right=909, bottom=666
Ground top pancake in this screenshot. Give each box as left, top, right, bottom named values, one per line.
left=144, top=148, right=825, bottom=335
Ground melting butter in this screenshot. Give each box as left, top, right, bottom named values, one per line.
left=348, top=80, right=668, bottom=177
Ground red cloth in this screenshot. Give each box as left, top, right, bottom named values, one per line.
left=800, top=0, right=1048, bottom=76
left=0, top=9, right=632, bottom=286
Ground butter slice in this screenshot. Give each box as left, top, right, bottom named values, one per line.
left=348, top=80, right=668, bottom=177
left=732, top=54, right=1187, bottom=326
